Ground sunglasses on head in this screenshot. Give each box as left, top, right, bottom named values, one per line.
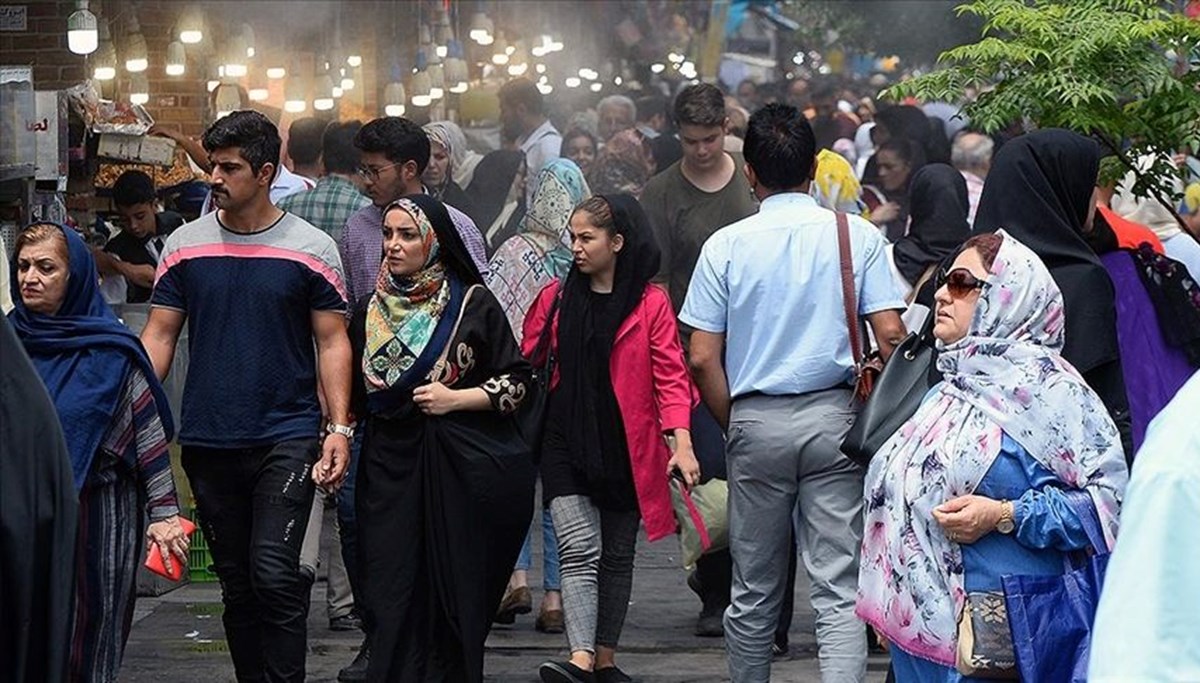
left=937, top=267, right=990, bottom=298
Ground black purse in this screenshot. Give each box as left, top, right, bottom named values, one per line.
left=515, top=291, right=561, bottom=460
left=840, top=310, right=939, bottom=468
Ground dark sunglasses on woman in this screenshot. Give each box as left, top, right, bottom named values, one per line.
left=937, top=268, right=990, bottom=299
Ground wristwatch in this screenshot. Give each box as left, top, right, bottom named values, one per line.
left=326, top=422, right=355, bottom=440
left=996, top=500, right=1015, bottom=534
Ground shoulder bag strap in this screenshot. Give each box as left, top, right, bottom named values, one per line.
left=433, top=284, right=481, bottom=373
left=836, top=212, right=864, bottom=368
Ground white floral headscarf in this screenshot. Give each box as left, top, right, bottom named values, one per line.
left=855, top=230, right=1128, bottom=666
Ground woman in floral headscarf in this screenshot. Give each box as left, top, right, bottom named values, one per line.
left=856, top=231, right=1129, bottom=681
left=350, top=194, right=534, bottom=682
left=587, top=129, right=656, bottom=199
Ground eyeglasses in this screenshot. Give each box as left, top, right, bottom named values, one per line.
left=937, top=267, right=990, bottom=299
left=356, top=161, right=402, bottom=181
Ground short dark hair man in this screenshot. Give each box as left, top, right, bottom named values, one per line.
left=140, top=110, right=353, bottom=683
left=640, top=82, right=759, bottom=637
left=499, top=78, right=562, bottom=206
left=682, top=103, right=906, bottom=682
left=338, top=116, right=490, bottom=306
left=278, top=120, right=370, bottom=242
left=92, top=170, right=184, bottom=303
left=287, top=116, right=327, bottom=183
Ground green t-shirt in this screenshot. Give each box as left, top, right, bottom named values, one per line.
left=641, top=154, right=759, bottom=314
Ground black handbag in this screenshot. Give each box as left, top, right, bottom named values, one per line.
left=515, top=291, right=560, bottom=459
left=840, top=311, right=940, bottom=468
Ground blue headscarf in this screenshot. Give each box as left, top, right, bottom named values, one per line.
left=8, top=223, right=174, bottom=490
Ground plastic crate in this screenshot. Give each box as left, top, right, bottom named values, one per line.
left=185, top=509, right=220, bottom=583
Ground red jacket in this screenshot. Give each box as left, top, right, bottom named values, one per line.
left=522, top=280, right=695, bottom=542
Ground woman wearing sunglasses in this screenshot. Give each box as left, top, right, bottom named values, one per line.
left=856, top=231, right=1129, bottom=681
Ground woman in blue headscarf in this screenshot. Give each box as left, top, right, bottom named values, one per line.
left=9, top=222, right=187, bottom=683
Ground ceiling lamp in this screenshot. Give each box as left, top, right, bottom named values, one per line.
left=384, top=81, right=406, bottom=116
left=565, top=76, right=581, bottom=88
left=447, top=41, right=468, bottom=94
left=537, top=82, right=553, bottom=95
left=468, top=11, right=493, bottom=45
left=124, top=19, right=148, bottom=72
left=93, top=22, right=116, bottom=80
left=340, top=67, right=355, bottom=91
left=214, top=82, right=242, bottom=118
left=284, top=77, right=307, bottom=113
left=205, top=64, right=220, bottom=92
left=129, top=73, right=149, bottom=105
left=178, top=5, right=203, bottom=44
left=67, top=0, right=98, bottom=55
left=241, top=24, right=255, bottom=58
left=224, top=33, right=249, bottom=78
left=248, top=70, right=269, bottom=101
left=347, top=54, right=362, bottom=68
left=579, top=68, right=599, bottom=81
left=589, top=82, right=602, bottom=93
left=165, top=40, right=186, bottom=76
left=411, top=49, right=432, bottom=107
left=428, top=61, right=445, bottom=101
left=313, top=74, right=335, bottom=111
left=491, top=34, right=509, bottom=66
left=266, top=63, right=286, bottom=79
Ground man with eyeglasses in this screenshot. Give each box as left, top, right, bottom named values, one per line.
left=339, top=117, right=489, bottom=306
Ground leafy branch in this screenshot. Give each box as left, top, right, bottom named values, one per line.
left=885, top=0, right=1200, bottom=229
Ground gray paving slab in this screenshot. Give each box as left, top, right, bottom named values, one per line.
left=122, top=524, right=888, bottom=682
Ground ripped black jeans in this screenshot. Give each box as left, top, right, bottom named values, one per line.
left=183, top=439, right=319, bottom=683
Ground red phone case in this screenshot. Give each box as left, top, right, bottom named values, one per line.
left=144, top=517, right=197, bottom=581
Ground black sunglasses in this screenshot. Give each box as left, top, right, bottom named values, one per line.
left=937, top=267, right=990, bottom=298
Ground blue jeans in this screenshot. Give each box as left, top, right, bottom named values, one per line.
left=336, top=424, right=363, bottom=595
left=515, top=507, right=561, bottom=590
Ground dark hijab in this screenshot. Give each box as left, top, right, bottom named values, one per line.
left=972, top=128, right=1118, bottom=374
left=556, top=194, right=662, bottom=486
left=464, top=150, right=524, bottom=238
left=893, top=164, right=971, bottom=285
left=8, top=223, right=174, bottom=489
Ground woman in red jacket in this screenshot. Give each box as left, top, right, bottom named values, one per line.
left=524, top=194, right=700, bottom=683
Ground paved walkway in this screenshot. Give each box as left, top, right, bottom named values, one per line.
left=122, top=511, right=889, bottom=682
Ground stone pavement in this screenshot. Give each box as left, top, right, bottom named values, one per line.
left=122, top=513, right=889, bottom=682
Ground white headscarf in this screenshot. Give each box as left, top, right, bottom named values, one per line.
left=423, top=121, right=484, bottom=190
left=854, top=122, right=876, bottom=179
left=1112, top=155, right=1183, bottom=240
left=856, top=231, right=1128, bottom=666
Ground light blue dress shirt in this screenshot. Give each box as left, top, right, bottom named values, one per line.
left=679, top=192, right=905, bottom=398
left=1089, top=372, right=1200, bottom=682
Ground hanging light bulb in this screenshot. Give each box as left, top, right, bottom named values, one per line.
left=565, top=76, right=581, bottom=88
left=266, top=63, right=286, bottom=80
left=284, top=76, right=307, bottom=113
left=428, top=61, right=445, bottom=101
left=340, top=66, right=355, bottom=91
left=507, top=42, right=529, bottom=77
left=384, top=81, right=406, bottom=116
left=206, top=64, right=220, bottom=92
left=129, top=73, right=149, bottom=105
left=248, top=70, right=269, bottom=101
left=347, top=54, right=362, bottom=68
left=313, top=74, right=336, bottom=110
left=241, top=24, right=255, bottom=58
left=224, top=33, right=249, bottom=78
left=411, top=49, right=432, bottom=107
left=333, top=85, right=344, bottom=99
left=468, top=11, right=493, bottom=45
left=589, top=82, right=602, bottom=93
left=214, top=82, right=242, bottom=118
left=165, top=41, right=186, bottom=76
left=124, top=19, right=148, bottom=72
left=67, top=0, right=98, bottom=55
left=178, top=5, right=203, bottom=44
left=537, top=82, right=553, bottom=95
left=93, top=22, right=116, bottom=80
left=447, top=40, right=468, bottom=94
left=491, top=34, right=509, bottom=66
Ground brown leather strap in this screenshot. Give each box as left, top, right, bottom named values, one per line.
left=836, top=212, right=863, bottom=367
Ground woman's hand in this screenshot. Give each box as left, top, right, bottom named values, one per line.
left=932, top=495, right=1004, bottom=544
left=146, top=515, right=190, bottom=572
left=413, top=382, right=461, bottom=415
left=666, top=430, right=701, bottom=488
left=871, top=202, right=901, bottom=225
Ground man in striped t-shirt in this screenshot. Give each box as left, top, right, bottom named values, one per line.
left=141, top=110, right=352, bottom=683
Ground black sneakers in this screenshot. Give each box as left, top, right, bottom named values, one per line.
left=538, top=661, right=595, bottom=683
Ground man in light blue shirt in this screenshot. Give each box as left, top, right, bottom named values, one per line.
left=682, top=103, right=906, bottom=683
left=1088, top=372, right=1200, bottom=682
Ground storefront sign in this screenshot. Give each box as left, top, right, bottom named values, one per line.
left=0, top=6, right=27, bottom=32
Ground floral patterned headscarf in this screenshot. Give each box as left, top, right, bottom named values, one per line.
left=363, top=198, right=451, bottom=392
left=856, top=230, right=1128, bottom=666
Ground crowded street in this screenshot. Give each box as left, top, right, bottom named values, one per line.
left=2, top=1, right=1199, bottom=683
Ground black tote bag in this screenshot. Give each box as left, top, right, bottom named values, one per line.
left=515, top=292, right=560, bottom=460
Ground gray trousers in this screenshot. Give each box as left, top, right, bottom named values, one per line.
left=299, top=493, right=355, bottom=619
left=723, top=390, right=867, bottom=683
left=550, top=495, right=640, bottom=654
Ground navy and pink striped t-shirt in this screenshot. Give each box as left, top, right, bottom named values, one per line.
left=152, top=210, right=347, bottom=448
